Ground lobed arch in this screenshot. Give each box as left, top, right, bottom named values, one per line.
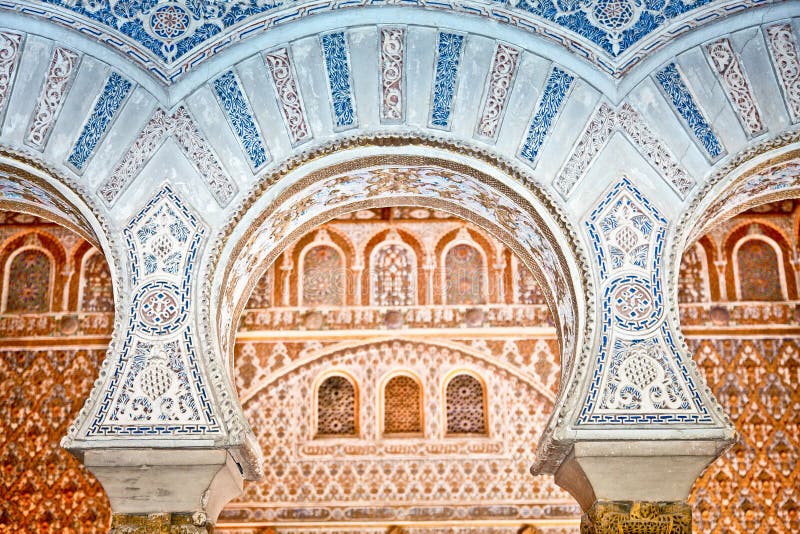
left=438, top=226, right=492, bottom=306
left=672, top=136, right=800, bottom=292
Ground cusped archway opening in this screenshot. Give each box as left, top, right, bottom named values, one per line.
left=210, top=147, right=591, bottom=531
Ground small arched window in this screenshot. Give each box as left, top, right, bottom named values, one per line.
left=300, top=235, right=345, bottom=307
left=735, top=238, right=784, bottom=301
left=514, top=258, right=546, bottom=305
left=5, top=248, right=52, bottom=313
left=370, top=229, right=417, bottom=306
left=80, top=250, right=114, bottom=312
left=445, top=373, right=487, bottom=435
left=443, top=231, right=487, bottom=305
left=383, top=374, right=423, bottom=436
left=316, top=374, right=357, bottom=436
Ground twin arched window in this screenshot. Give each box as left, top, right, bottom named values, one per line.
left=315, top=371, right=487, bottom=438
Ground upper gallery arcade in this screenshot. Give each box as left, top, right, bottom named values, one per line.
left=0, top=0, right=799, bottom=532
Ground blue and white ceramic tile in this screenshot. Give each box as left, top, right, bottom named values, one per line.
left=67, top=71, right=132, bottom=171
left=519, top=66, right=574, bottom=165
left=430, top=32, right=465, bottom=129
left=655, top=63, right=725, bottom=160
left=213, top=70, right=269, bottom=170
left=320, top=32, right=356, bottom=130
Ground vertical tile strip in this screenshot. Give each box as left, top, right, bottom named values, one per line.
left=320, top=32, right=356, bottom=129
left=519, top=65, right=574, bottom=164
left=263, top=47, right=311, bottom=145
left=26, top=47, right=80, bottom=150
left=0, top=32, right=22, bottom=125
left=654, top=63, right=724, bottom=160
left=430, top=32, right=465, bottom=129
left=213, top=70, right=269, bottom=170
left=476, top=43, right=520, bottom=140
left=380, top=28, right=405, bottom=123
left=67, top=72, right=132, bottom=171
left=764, top=23, right=800, bottom=124
left=553, top=102, right=615, bottom=197
left=705, top=38, right=765, bottom=136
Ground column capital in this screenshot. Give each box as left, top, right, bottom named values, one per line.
left=581, top=500, right=691, bottom=534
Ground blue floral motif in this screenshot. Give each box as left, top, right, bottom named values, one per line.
left=655, top=63, right=724, bottom=160
left=321, top=32, right=356, bottom=129
left=519, top=66, right=574, bottom=164
left=213, top=70, right=269, bottom=169
left=67, top=72, right=132, bottom=171
left=430, top=32, right=465, bottom=129
left=22, top=0, right=760, bottom=82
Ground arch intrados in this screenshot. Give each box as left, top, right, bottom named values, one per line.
left=214, top=150, right=588, bottom=388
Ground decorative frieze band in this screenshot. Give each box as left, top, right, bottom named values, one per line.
left=0, top=31, right=22, bottom=126
left=554, top=102, right=695, bottom=198
left=320, top=31, right=356, bottom=130
left=518, top=65, right=574, bottom=164
left=654, top=63, right=724, bottom=160
left=213, top=70, right=269, bottom=170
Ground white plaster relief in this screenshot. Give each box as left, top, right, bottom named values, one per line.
left=25, top=46, right=80, bottom=150
left=554, top=102, right=695, bottom=198
left=380, top=27, right=404, bottom=122
left=765, top=23, right=800, bottom=124
left=476, top=42, right=520, bottom=140
left=0, top=31, right=23, bottom=124
left=263, top=47, right=312, bottom=145
left=97, top=106, right=237, bottom=207
left=705, top=37, right=765, bottom=136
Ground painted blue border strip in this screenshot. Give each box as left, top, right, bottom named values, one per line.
left=321, top=32, right=356, bottom=129
left=430, top=32, right=464, bottom=129
left=68, top=72, right=132, bottom=170
left=519, top=66, right=574, bottom=164
left=655, top=63, right=724, bottom=160
left=213, top=70, right=269, bottom=169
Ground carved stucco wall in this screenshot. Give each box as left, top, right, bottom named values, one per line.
left=2, top=205, right=799, bottom=531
